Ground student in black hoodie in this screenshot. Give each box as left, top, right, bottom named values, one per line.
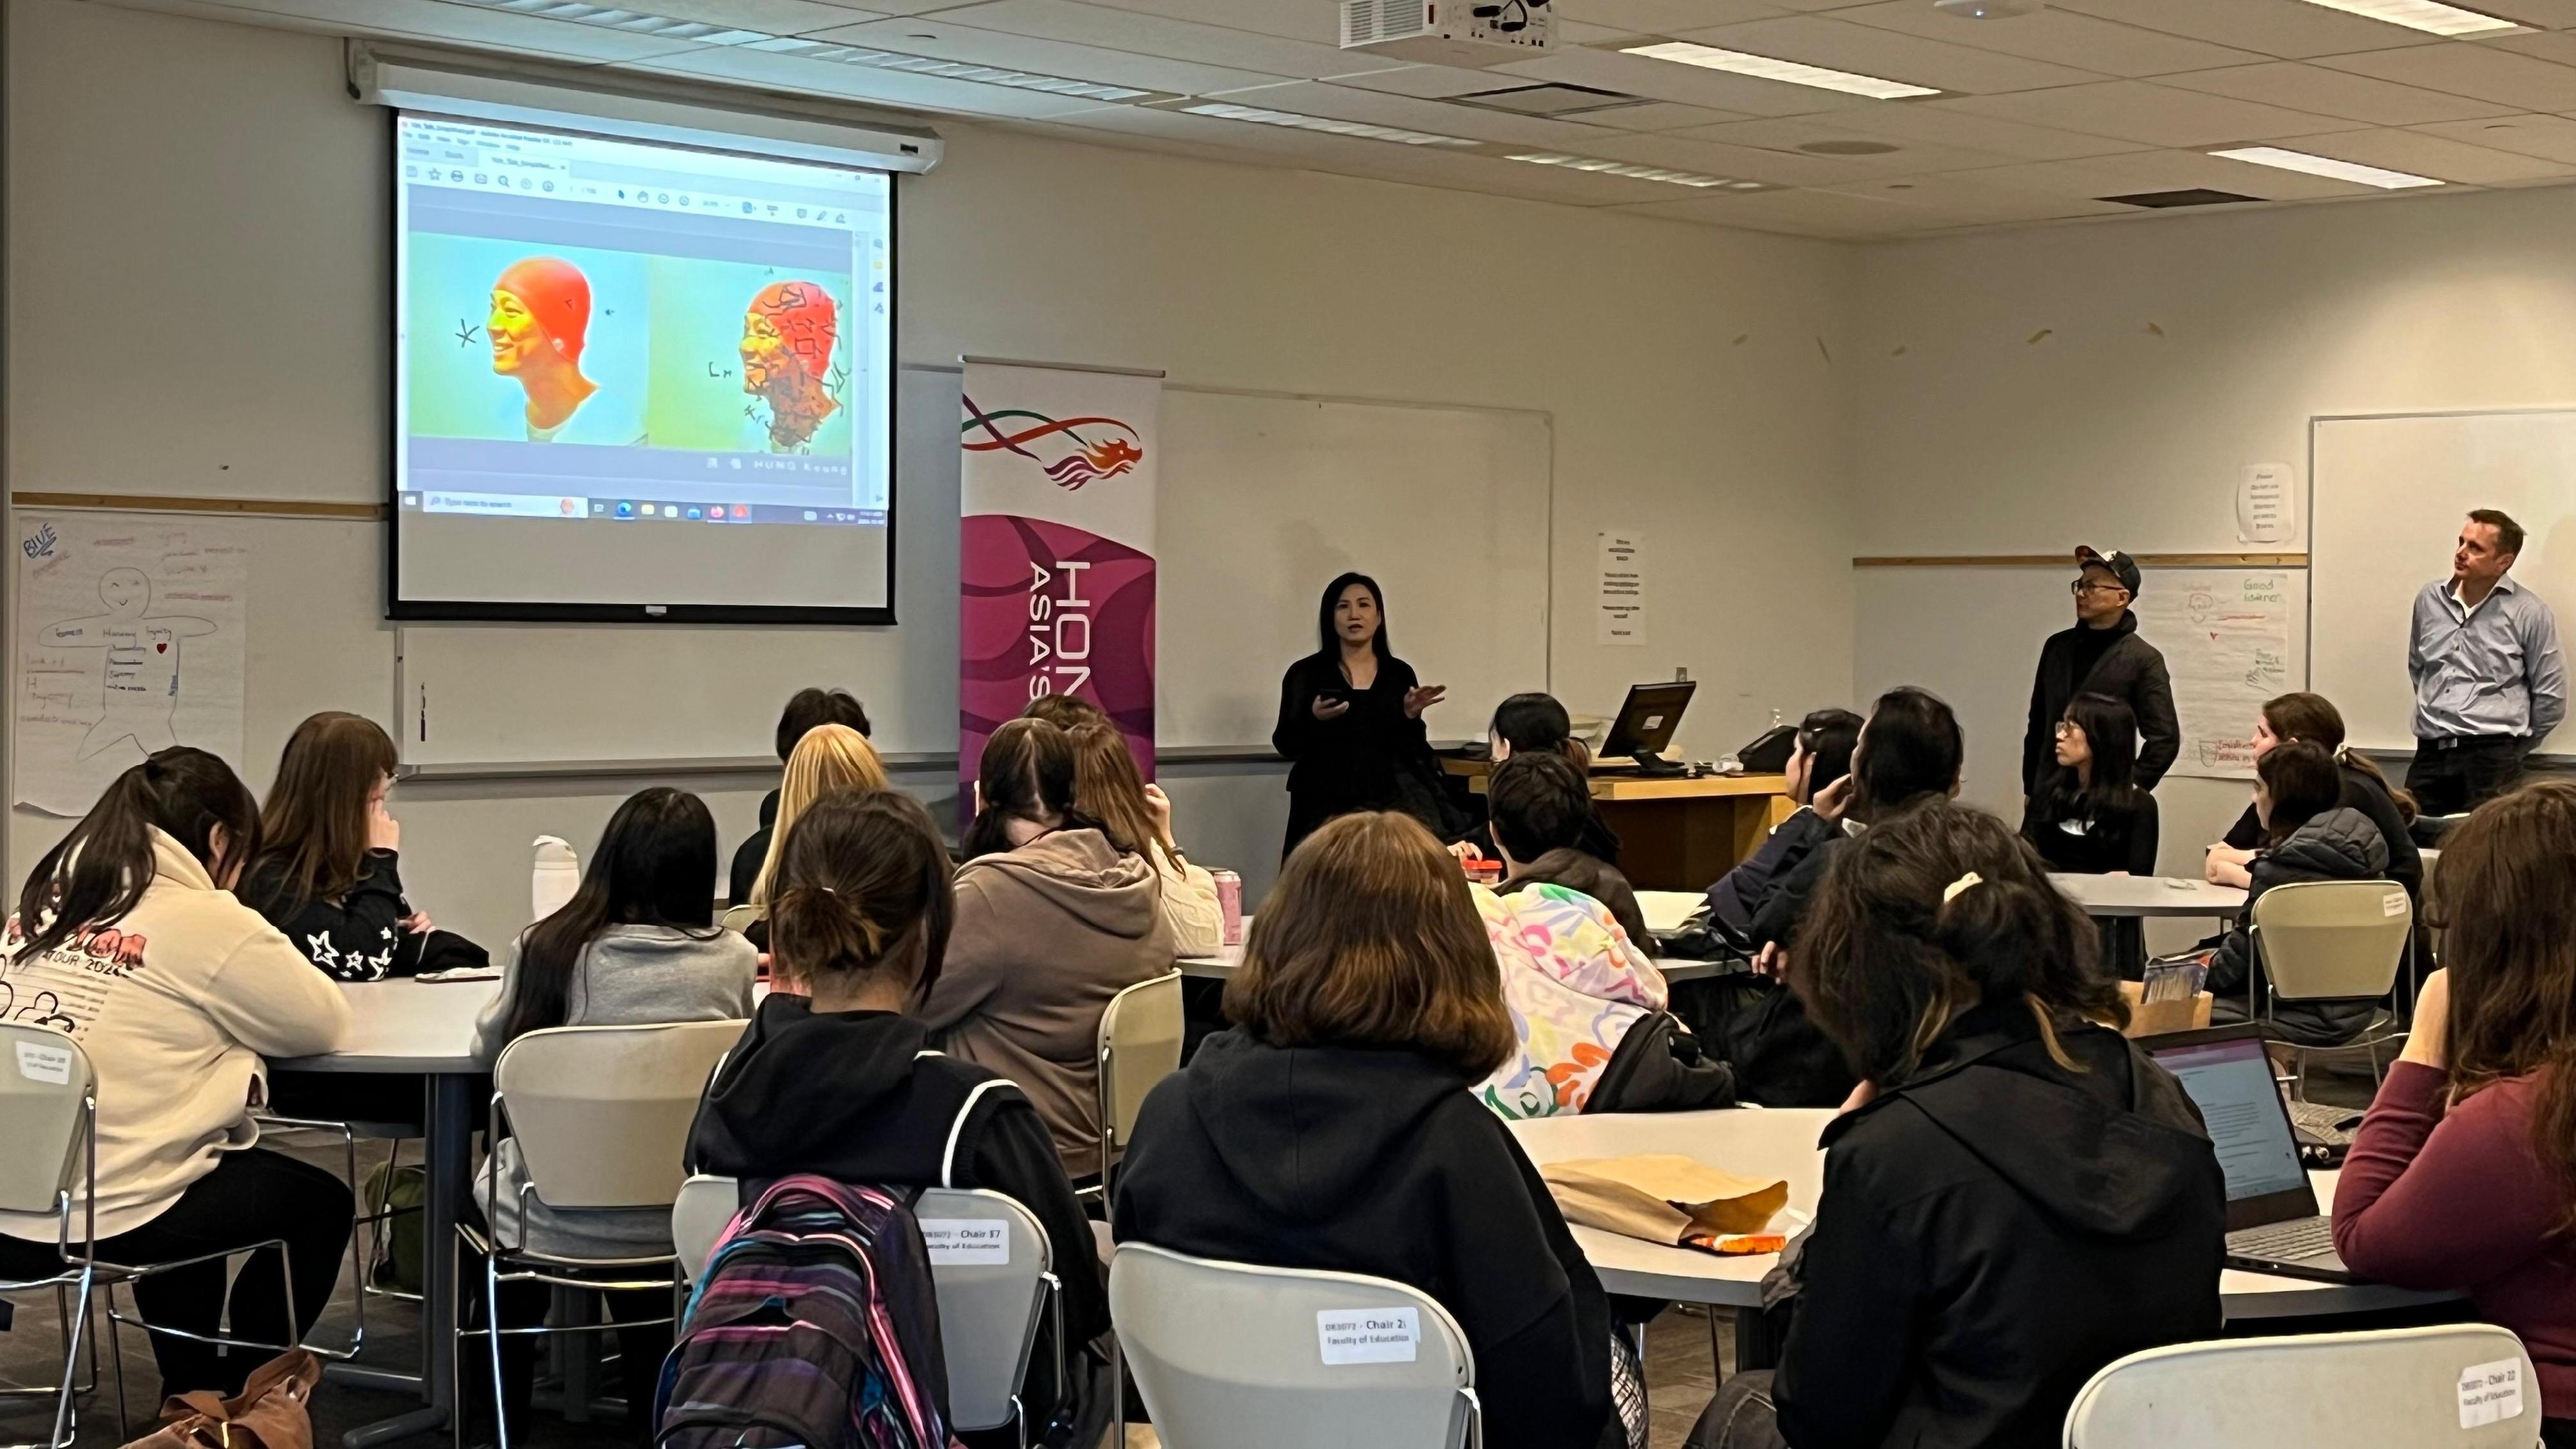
left=1688, top=801, right=2225, bottom=1449
left=686, top=788, right=1108, bottom=1448
left=1704, top=708, right=1861, bottom=950
left=1113, top=810, right=1620, bottom=1449
left=725, top=687, right=872, bottom=906
left=1452, top=692, right=1624, bottom=867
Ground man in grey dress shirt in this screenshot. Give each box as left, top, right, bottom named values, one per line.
left=2407, top=509, right=2566, bottom=816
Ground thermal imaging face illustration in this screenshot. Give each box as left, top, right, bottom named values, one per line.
left=741, top=281, right=840, bottom=453
left=489, top=256, right=598, bottom=435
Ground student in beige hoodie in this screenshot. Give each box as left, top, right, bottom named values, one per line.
left=0, top=749, right=352, bottom=1396
left=925, top=719, right=1177, bottom=1179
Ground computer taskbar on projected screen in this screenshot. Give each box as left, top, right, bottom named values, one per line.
left=401, top=491, right=885, bottom=526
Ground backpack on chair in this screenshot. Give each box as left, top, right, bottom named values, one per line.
left=655, top=1174, right=961, bottom=1449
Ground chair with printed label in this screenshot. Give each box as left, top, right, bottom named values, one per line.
left=2248, top=880, right=2412, bottom=1099
left=2064, top=1325, right=2539, bottom=1449
left=1110, top=1242, right=1479, bottom=1449
left=671, top=1175, right=1057, bottom=1446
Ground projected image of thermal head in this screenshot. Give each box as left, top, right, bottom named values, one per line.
left=489, top=257, right=598, bottom=437
left=742, top=281, right=840, bottom=453
left=393, top=113, right=895, bottom=620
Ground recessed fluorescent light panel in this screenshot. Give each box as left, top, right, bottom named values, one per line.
left=1182, top=102, right=1479, bottom=147
left=2290, top=0, right=2517, bottom=36
left=1621, top=41, right=1940, bottom=100
left=2211, top=146, right=2444, bottom=189
left=1506, top=153, right=1760, bottom=188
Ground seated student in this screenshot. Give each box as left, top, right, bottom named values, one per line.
left=689, top=790, right=1109, bottom=1446
left=2204, top=691, right=2421, bottom=905
left=1023, top=692, right=1109, bottom=732
left=729, top=687, right=873, bottom=907
left=1705, top=708, right=1861, bottom=949
left=0, top=750, right=354, bottom=1398
left=240, top=711, right=485, bottom=980
left=2020, top=692, right=2159, bottom=876
left=1066, top=721, right=1224, bottom=958
left=1489, top=752, right=1651, bottom=944
left=924, top=718, right=1176, bottom=1178
left=746, top=721, right=889, bottom=915
left=464, top=787, right=756, bottom=1438
left=2333, top=781, right=2576, bottom=1448
left=1454, top=692, right=1622, bottom=866
left=1725, top=688, right=1964, bottom=1108
left=2206, top=739, right=2389, bottom=1043
left=1689, top=801, right=2224, bottom=1449
left=1114, top=811, right=1618, bottom=1449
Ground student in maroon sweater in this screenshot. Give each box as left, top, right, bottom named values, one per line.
left=2334, top=779, right=2576, bottom=1448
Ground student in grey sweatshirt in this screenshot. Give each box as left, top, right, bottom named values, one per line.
left=467, top=787, right=756, bottom=1439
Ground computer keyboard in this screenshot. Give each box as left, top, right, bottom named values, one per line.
left=2286, top=1099, right=2363, bottom=1145
left=2229, top=1217, right=2338, bottom=1262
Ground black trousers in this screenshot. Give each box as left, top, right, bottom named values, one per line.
left=1686, top=1370, right=1788, bottom=1449
left=462, top=1271, right=672, bottom=1444
left=0, top=1148, right=352, bottom=1397
left=2407, top=737, right=2524, bottom=817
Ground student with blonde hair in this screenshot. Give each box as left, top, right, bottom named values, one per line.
left=748, top=722, right=889, bottom=908
left=1065, top=722, right=1222, bottom=956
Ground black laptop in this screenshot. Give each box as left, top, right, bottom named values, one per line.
left=2142, top=1024, right=2353, bottom=1283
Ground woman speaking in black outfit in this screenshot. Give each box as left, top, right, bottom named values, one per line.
left=1273, top=573, right=1454, bottom=857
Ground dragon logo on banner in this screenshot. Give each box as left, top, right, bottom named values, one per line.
left=960, top=395, right=1146, bottom=490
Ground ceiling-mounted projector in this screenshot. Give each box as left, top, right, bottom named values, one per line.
left=1933, top=0, right=2043, bottom=14
left=1340, top=0, right=1554, bottom=67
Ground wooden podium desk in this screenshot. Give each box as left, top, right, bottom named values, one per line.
left=1444, top=759, right=1795, bottom=891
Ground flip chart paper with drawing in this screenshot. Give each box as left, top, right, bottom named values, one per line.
left=15, top=516, right=247, bottom=815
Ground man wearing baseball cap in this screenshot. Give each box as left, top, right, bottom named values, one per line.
left=2022, top=547, right=2180, bottom=806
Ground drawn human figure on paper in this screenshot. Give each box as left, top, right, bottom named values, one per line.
left=41, top=567, right=218, bottom=760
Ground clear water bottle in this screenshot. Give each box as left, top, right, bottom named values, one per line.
left=531, top=835, right=580, bottom=923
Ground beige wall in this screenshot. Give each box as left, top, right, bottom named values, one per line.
left=4, top=0, right=1858, bottom=940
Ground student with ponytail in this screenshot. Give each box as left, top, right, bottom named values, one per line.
left=688, top=790, right=1109, bottom=1446
left=0, top=750, right=354, bottom=1397
left=1689, top=800, right=2224, bottom=1449
left=2205, top=691, right=2421, bottom=904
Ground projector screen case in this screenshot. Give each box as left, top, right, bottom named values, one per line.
left=385, top=108, right=900, bottom=624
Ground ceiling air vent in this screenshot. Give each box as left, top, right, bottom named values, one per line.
left=1454, top=82, right=1646, bottom=117
left=2101, top=188, right=2260, bottom=209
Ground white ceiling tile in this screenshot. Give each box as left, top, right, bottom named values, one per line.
left=1609, top=123, right=2022, bottom=178
left=1582, top=100, right=1763, bottom=129
left=2158, top=60, right=2521, bottom=123
left=804, top=14, right=1293, bottom=93
left=2045, top=0, right=2441, bottom=61
left=1328, top=64, right=1531, bottom=99
left=2315, top=41, right=2576, bottom=110
left=1492, top=44, right=1874, bottom=115
left=1668, top=15, right=2110, bottom=93
left=2463, top=0, right=2576, bottom=26
left=166, top=0, right=723, bottom=61
left=1812, top=168, right=2139, bottom=222
left=908, top=0, right=1408, bottom=80
left=1569, top=129, right=1911, bottom=184
left=1059, top=0, right=1336, bottom=45
left=1680, top=103, right=2150, bottom=158
left=1555, top=0, right=1796, bottom=30
left=2279, top=124, right=2575, bottom=180
left=626, top=44, right=1116, bottom=117
left=2412, top=110, right=2576, bottom=159
left=1936, top=79, right=2369, bottom=146
left=2489, top=29, right=2576, bottom=64
left=1556, top=19, right=1649, bottom=45
left=1828, top=1, right=2270, bottom=78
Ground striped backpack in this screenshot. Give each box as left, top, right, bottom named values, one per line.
left=655, top=1175, right=960, bottom=1449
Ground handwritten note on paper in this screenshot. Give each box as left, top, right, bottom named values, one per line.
left=14, top=515, right=247, bottom=815
left=2131, top=569, right=2304, bottom=782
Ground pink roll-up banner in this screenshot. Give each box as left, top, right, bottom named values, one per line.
left=958, top=357, right=1162, bottom=811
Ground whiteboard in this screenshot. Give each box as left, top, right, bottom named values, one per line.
left=2313, top=410, right=2576, bottom=754
left=393, top=368, right=1552, bottom=766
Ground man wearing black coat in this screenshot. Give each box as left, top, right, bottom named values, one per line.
left=2024, top=547, right=2181, bottom=799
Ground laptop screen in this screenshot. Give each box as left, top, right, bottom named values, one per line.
left=2151, top=1035, right=2309, bottom=1204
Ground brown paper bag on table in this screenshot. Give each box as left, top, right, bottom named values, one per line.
left=1540, top=1154, right=1790, bottom=1247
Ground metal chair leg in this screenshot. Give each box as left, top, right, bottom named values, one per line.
left=103, top=1283, right=130, bottom=1446
left=487, top=1251, right=513, bottom=1449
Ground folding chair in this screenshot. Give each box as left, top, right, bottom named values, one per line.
left=1110, top=1242, right=1479, bottom=1449
left=461, top=1020, right=742, bottom=1449
left=2065, top=1324, right=2540, bottom=1448
left=0, top=1025, right=99, bottom=1449
left=2250, top=880, right=2412, bottom=1099
left=1093, top=970, right=1183, bottom=1196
